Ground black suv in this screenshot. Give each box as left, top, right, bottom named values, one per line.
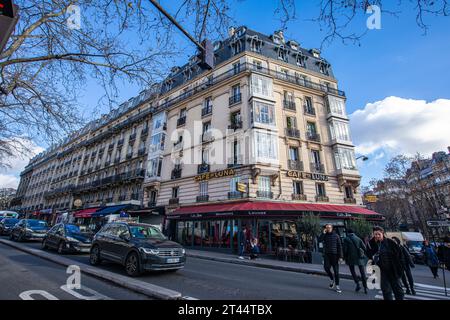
left=10, top=219, right=48, bottom=241
left=0, top=218, right=19, bottom=236
left=42, top=223, right=93, bottom=254
left=89, top=222, right=186, bottom=276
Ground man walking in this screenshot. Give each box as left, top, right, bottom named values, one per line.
left=319, top=224, right=343, bottom=293
left=392, top=236, right=416, bottom=295
left=238, top=226, right=248, bottom=260
left=367, top=226, right=404, bottom=300
left=343, top=228, right=368, bottom=294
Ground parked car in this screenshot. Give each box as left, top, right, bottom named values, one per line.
left=0, top=211, right=19, bottom=219
left=0, top=218, right=20, bottom=236
left=89, top=221, right=186, bottom=276
left=42, top=223, right=93, bottom=254
left=9, top=219, right=49, bottom=241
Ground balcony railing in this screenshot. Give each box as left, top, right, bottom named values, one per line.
left=141, top=127, right=149, bottom=136
left=257, top=191, right=273, bottom=199
left=177, top=116, right=186, bottom=126
left=114, top=158, right=120, bottom=164
left=304, top=105, right=316, bottom=116
left=285, top=127, right=300, bottom=138
left=227, top=155, right=243, bottom=168
left=283, top=100, right=296, bottom=111
left=126, top=152, right=133, bottom=160
left=173, top=141, right=183, bottom=151
left=129, top=133, right=137, bottom=141
left=198, top=163, right=210, bottom=174
left=119, top=195, right=127, bottom=201
left=228, top=120, right=242, bottom=130
left=117, top=138, right=124, bottom=146
left=306, top=132, right=321, bottom=142
left=169, top=198, right=179, bottom=205
left=148, top=201, right=156, bottom=208
left=171, top=168, right=182, bottom=179
left=202, top=131, right=214, bottom=143
left=138, top=148, right=146, bottom=156
left=292, top=194, right=307, bottom=201
left=228, top=191, right=244, bottom=199
left=288, top=160, right=304, bottom=171
left=310, top=162, right=325, bottom=173
left=196, top=195, right=209, bottom=202
left=229, top=93, right=242, bottom=105
left=201, top=106, right=213, bottom=117
left=344, top=197, right=357, bottom=204
left=316, top=195, right=329, bottom=202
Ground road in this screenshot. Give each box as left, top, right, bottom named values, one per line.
left=0, top=243, right=148, bottom=300
left=2, top=239, right=450, bottom=300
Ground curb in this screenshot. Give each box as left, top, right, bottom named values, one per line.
left=186, top=252, right=354, bottom=280
left=0, top=238, right=182, bottom=300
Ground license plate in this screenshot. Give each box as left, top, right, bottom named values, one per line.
left=167, top=258, right=180, bottom=263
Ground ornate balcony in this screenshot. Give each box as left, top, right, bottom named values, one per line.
left=316, top=195, right=329, bottom=202
left=307, top=132, right=321, bottom=142
left=257, top=191, right=273, bottom=199
left=196, top=195, right=209, bottom=202
left=229, top=93, right=242, bottom=106
left=285, top=128, right=300, bottom=138
left=344, top=197, right=357, bottom=204
left=283, top=100, right=296, bottom=111
left=288, top=160, right=304, bottom=171
left=201, top=106, right=213, bottom=117
left=292, top=194, right=307, bottom=201
left=310, top=162, right=325, bottom=173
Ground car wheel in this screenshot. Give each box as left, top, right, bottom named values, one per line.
left=41, top=239, right=48, bottom=250
left=9, top=232, right=14, bottom=241
left=125, top=252, right=141, bottom=277
left=57, top=241, right=65, bottom=254
left=90, top=245, right=102, bottom=265
left=17, top=232, right=23, bottom=242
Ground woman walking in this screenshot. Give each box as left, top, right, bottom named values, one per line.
left=422, top=240, right=440, bottom=278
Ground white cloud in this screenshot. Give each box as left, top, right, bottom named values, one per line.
left=350, top=97, right=450, bottom=158
left=0, top=139, right=45, bottom=189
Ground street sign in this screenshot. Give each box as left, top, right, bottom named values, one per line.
left=0, top=1, right=19, bottom=55
left=426, top=220, right=450, bottom=228
left=364, top=195, right=378, bottom=203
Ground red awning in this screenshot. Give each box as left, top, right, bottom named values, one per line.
left=73, top=208, right=100, bottom=218
left=170, top=201, right=382, bottom=217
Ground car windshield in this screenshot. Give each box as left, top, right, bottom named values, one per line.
left=407, top=241, right=423, bottom=251
left=65, top=224, right=81, bottom=234
left=26, top=220, right=47, bottom=228
left=129, top=225, right=165, bottom=240
left=4, top=218, right=19, bottom=225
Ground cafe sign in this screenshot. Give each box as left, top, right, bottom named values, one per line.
left=194, top=168, right=236, bottom=182
left=287, top=170, right=328, bottom=181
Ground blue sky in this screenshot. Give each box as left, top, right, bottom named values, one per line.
left=2, top=1, right=450, bottom=188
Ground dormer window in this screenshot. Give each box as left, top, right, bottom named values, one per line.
left=230, top=39, right=243, bottom=55
left=248, top=35, right=262, bottom=53
left=318, top=61, right=330, bottom=75
left=295, top=53, right=306, bottom=67
left=273, top=35, right=281, bottom=44
left=183, top=68, right=193, bottom=81
left=277, top=46, right=288, bottom=62
left=163, top=79, right=173, bottom=92
left=288, top=41, right=299, bottom=51
left=236, top=27, right=246, bottom=37
left=310, top=49, right=321, bottom=58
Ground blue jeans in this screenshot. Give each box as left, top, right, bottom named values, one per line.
left=239, top=243, right=245, bottom=256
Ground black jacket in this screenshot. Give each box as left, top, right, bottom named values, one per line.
left=399, top=244, right=414, bottom=269
left=319, top=232, right=343, bottom=258
left=367, top=237, right=403, bottom=279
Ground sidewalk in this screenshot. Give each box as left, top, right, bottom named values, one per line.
left=186, top=249, right=354, bottom=279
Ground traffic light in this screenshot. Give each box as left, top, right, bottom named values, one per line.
left=0, top=0, right=19, bottom=55
left=199, top=39, right=214, bottom=70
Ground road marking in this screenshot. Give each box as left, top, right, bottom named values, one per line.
left=19, top=290, right=59, bottom=300
left=60, top=285, right=111, bottom=300
left=415, top=283, right=448, bottom=291
left=182, top=296, right=199, bottom=300
left=375, top=293, right=434, bottom=300
left=412, top=289, right=450, bottom=299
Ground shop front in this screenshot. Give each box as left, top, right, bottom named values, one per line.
left=167, top=201, right=384, bottom=258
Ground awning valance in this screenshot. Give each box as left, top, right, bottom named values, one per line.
left=91, top=205, right=129, bottom=217
left=73, top=208, right=100, bottom=218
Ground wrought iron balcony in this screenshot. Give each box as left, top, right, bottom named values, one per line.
left=229, top=93, right=242, bottom=105
left=169, top=197, right=179, bottom=205
left=177, top=116, right=186, bottom=126
left=198, top=163, right=210, bottom=174
left=129, top=133, right=137, bottom=141
left=201, top=106, right=213, bottom=117
left=310, top=162, right=325, bottom=173
left=117, top=138, right=124, bottom=146
left=171, top=168, right=182, bottom=179
left=288, top=160, right=304, bottom=171
left=228, top=191, right=244, bottom=199
left=304, top=105, right=316, bottom=116
left=344, top=197, right=357, bottom=204
left=283, top=100, right=296, bottom=111
left=228, top=120, right=242, bottom=130
left=316, top=195, right=329, bottom=202
left=257, top=191, right=273, bottom=199
left=292, top=194, right=307, bottom=201
left=196, top=195, right=209, bottom=202
left=306, top=132, right=321, bottom=142
left=285, top=127, right=300, bottom=138
left=202, top=131, right=214, bottom=143
left=138, top=148, right=146, bottom=156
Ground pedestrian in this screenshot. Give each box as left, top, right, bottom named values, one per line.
left=437, top=236, right=450, bottom=271
left=422, top=240, right=440, bottom=278
left=392, top=236, right=416, bottom=295
left=250, top=238, right=260, bottom=260
left=318, top=224, right=343, bottom=293
left=367, top=226, right=404, bottom=300
left=238, top=226, right=247, bottom=260
left=343, top=228, right=368, bottom=294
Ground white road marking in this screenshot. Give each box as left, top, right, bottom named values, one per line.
left=415, top=283, right=448, bottom=291
left=19, top=290, right=59, bottom=300
left=412, top=289, right=450, bottom=299
left=60, top=285, right=111, bottom=300
left=183, top=296, right=199, bottom=300
left=375, top=293, right=434, bottom=300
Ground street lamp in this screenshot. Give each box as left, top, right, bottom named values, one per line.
left=356, top=155, right=369, bottom=161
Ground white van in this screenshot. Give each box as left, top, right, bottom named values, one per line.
left=386, top=231, right=425, bottom=263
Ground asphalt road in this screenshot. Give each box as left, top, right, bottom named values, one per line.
left=3, top=239, right=450, bottom=300
left=0, top=243, right=148, bottom=300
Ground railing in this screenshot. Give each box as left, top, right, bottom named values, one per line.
left=229, top=93, right=242, bottom=105
left=310, top=162, right=325, bottom=173
left=117, top=138, right=124, bottom=146
left=201, top=106, right=213, bottom=117
left=292, top=194, right=307, bottom=201
left=288, top=160, right=304, bottom=171
left=304, top=105, right=316, bottom=116
left=197, top=163, right=210, bottom=174
left=148, top=201, right=156, bottom=208
left=316, top=195, right=329, bottom=202
left=228, top=120, right=242, bottom=130
left=173, top=141, right=183, bottom=151
left=257, top=191, right=273, bottom=199
left=285, top=127, right=300, bottom=138
left=138, top=148, right=146, bottom=156
left=177, top=116, right=186, bottom=126
left=228, top=191, right=244, bottom=199
left=171, top=168, right=182, bottom=179
left=202, top=131, right=214, bottom=143
left=227, top=156, right=243, bottom=168
left=169, top=198, right=179, bottom=205
left=126, top=152, right=133, bottom=160
left=306, top=132, right=321, bottom=142
left=196, top=195, right=209, bottom=202
left=344, top=197, right=357, bottom=204
left=283, top=100, right=296, bottom=111
left=129, top=133, right=137, bottom=141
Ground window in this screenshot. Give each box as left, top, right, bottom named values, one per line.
left=327, top=96, right=346, bottom=116
left=284, top=91, right=294, bottom=102
left=230, top=177, right=240, bottom=192
left=286, top=116, right=296, bottom=129
left=344, top=186, right=353, bottom=199
left=296, top=54, right=305, bottom=67
left=204, top=97, right=213, bottom=109
left=172, top=187, right=179, bottom=199
left=311, top=150, right=321, bottom=165
left=201, top=148, right=209, bottom=164
left=252, top=60, right=262, bottom=70
left=329, top=120, right=351, bottom=141
left=202, top=121, right=211, bottom=133
left=293, top=181, right=303, bottom=195
left=199, top=181, right=208, bottom=196
left=304, top=97, right=313, bottom=110
left=153, top=113, right=166, bottom=131
left=149, top=133, right=165, bottom=153
left=289, top=147, right=299, bottom=161
left=232, top=84, right=240, bottom=97
left=316, top=183, right=326, bottom=196
left=232, top=62, right=241, bottom=75
left=278, top=48, right=287, bottom=61
left=258, top=176, right=271, bottom=192
left=252, top=101, right=275, bottom=125
left=255, top=131, right=278, bottom=160
left=231, top=40, right=243, bottom=55
left=307, top=122, right=317, bottom=135
left=334, top=148, right=357, bottom=170
left=250, top=74, right=273, bottom=97
left=250, top=38, right=261, bottom=52
left=147, top=157, right=162, bottom=177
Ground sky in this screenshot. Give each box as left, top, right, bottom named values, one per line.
left=1, top=0, right=450, bottom=189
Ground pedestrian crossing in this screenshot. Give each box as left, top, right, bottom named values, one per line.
left=374, top=283, right=450, bottom=300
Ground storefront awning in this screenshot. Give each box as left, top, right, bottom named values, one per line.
left=91, top=205, right=129, bottom=217
left=168, top=201, right=383, bottom=220
left=73, top=208, right=100, bottom=218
